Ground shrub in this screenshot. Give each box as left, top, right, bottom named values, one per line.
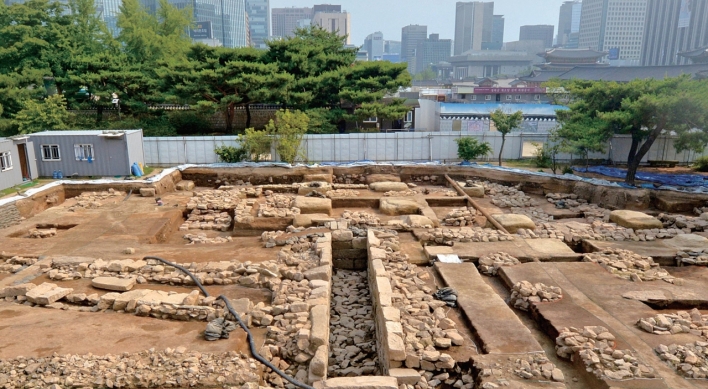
left=169, top=111, right=212, bottom=135
left=693, top=156, right=708, bottom=172
left=532, top=142, right=552, bottom=168
left=562, top=165, right=574, bottom=175
left=214, top=145, right=248, bottom=163
left=455, top=137, right=493, bottom=162
left=238, top=128, right=272, bottom=162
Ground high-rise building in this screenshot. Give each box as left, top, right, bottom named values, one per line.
left=313, top=4, right=341, bottom=13
left=519, top=25, right=555, bottom=49
left=578, top=0, right=647, bottom=65
left=246, top=0, right=269, bottom=48
left=557, top=1, right=583, bottom=48
left=271, top=6, right=312, bottom=38
left=415, top=33, right=453, bottom=74
left=482, top=15, right=504, bottom=50
left=311, top=9, right=351, bottom=44
left=641, top=0, right=708, bottom=66
left=364, top=31, right=385, bottom=61
left=454, top=1, right=494, bottom=55
left=401, top=24, right=428, bottom=74
left=385, top=40, right=401, bottom=54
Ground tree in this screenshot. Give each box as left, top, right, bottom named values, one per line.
left=305, top=107, right=344, bottom=134
left=238, top=128, right=272, bottom=162
left=554, top=115, right=610, bottom=169
left=352, top=99, right=411, bottom=131
left=14, top=94, right=69, bottom=134
left=162, top=45, right=292, bottom=132
left=490, top=108, right=523, bottom=166
left=557, top=76, right=708, bottom=185
left=267, top=109, right=309, bottom=164
left=413, top=67, right=436, bottom=81
left=455, top=137, right=492, bottom=162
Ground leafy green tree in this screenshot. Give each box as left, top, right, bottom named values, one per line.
left=238, top=128, right=272, bottom=162
left=554, top=115, right=609, bottom=169
left=267, top=109, right=309, bottom=164
left=557, top=76, right=708, bottom=185
left=305, top=107, right=344, bottom=134
left=215, top=145, right=248, bottom=163
left=413, top=67, right=436, bottom=81
left=455, top=137, right=493, bottom=162
left=162, top=45, right=293, bottom=132
left=14, top=94, right=69, bottom=134
left=352, top=99, right=411, bottom=131
left=490, top=108, right=523, bottom=166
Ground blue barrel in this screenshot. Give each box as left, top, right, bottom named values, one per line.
left=52, top=171, right=58, bottom=179
left=131, top=163, right=143, bottom=177
left=57, top=171, right=63, bottom=179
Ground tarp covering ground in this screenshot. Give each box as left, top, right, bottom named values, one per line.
left=574, top=166, right=708, bottom=188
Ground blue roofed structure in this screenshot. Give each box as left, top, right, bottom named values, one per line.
left=439, top=103, right=568, bottom=119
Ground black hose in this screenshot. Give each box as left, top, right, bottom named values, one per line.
left=143, top=256, right=315, bottom=389
left=124, top=189, right=133, bottom=201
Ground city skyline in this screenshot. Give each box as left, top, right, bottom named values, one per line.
left=270, top=0, right=569, bottom=46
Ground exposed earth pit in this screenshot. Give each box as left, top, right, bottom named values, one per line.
left=0, top=165, right=707, bottom=389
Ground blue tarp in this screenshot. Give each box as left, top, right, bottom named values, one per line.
left=573, top=166, right=708, bottom=188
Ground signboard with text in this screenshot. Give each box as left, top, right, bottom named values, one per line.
left=473, top=87, right=546, bottom=94
left=190, top=21, right=212, bottom=39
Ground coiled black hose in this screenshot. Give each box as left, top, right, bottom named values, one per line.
left=143, top=256, right=315, bottom=389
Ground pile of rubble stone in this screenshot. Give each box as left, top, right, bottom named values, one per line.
left=68, top=189, right=123, bottom=211
left=258, top=193, right=299, bottom=218
left=515, top=226, right=563, bottom=240
left=509, top=206, right=553, bottom=224
left=0, top=348, right=262, bottom=388
left=341, top=211, right=381, bottom=227
left=656, top=342, right=708, bottom=379
left=658, top=213, right=708, bottom=232
left=546, top=193, right=584, bottom=207
left=326, top=189, right=359, bottom=198
left=186, top=189, right=243, bottom=211
left=234, top=199, right=255, bottom=224
left=441, top=208, right=477, bottom=227
left=384, top=189, right=417, bottom=197
left=333, top=173, right=367, bottom=184
left=556, top=326, right=655, bottom=380
left=183, top=233, right=232, bottom=244
left=28, top=227, right=57, bottom=238
left=478, top=252, right=520, bottom=276
left=328, top=269, right=379, bottom=376
left=637, top=309, right=708, bottom=336
left=468, top=181, right=536, bottom=208
left=509, top=281, right=562, bottom=311
left=512, top=353, right=564, bottom=382
left=582, top=249, right=676, bottom=283
left=417, top=227, right=514, bottom=245
left=180, top=210, right=232, bottom=231
left=676, top=249, right=708, bottom=266
left=0, top=256, right=36, bottom=273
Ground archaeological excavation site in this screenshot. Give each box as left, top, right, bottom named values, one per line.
left=2, top=164, right=708, bottom=389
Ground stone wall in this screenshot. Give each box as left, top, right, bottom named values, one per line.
left=331, top=222, right=367, bottom=270
left=367, top=229, right=405, bottom=375
left=0, top=202, right=21, bottom=229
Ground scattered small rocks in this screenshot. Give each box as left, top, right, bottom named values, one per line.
left=676, top=249, right=708, bottom=266
left=0, top=256, right=36, bottom=273
left=180, top=210, right=232, bottom=231
left=658, top=213, right=708, bottom=232
left=0, top=348, right=261, bottom=388
left=183, top=233, right=233, bottom=244
left=384, top=190, right=417, bottom=197
left=509, top=281, right=562, bottom=311
left=469, top=181, right=535, bottom=208
left=478, top=252, right=520, bottom=276
left=329, top=270, right=379, bottom=376
left=637, top=309, right=708, bottom=336
left=441, top=208, right=477, bottom=227
left=556, top=326, right=655, bottom=380
left=258, top=193, right=300, bottom=218
left=512, top=353, right=564, bottom=382
left=656, top=341, right=708, bottom=379
left=68, top=189, right=122, bottom=211
left=417, top=227, right=514, bottom=245
left=582, top=249, right=676, bottom=283
left=340, top=211, right=381, bottom=227
left=186, top=189, right=243, bottom=211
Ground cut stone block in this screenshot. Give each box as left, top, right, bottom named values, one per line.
left=665, top=234, right=708, bottom=250
left=92, top=276, right=136, bottom=292
left=400, top=215, right=433, bottom=227
left=316, top=377, right=398, bottom=389
left=304, top=265, right=332, bottom=282
left=310, top=304, right=330, bottom=352
left=492, top=214, right=536, bottom=233
left=0, top=283, right=36, bottom=298
left=176, top=180, right=195, bottom=191
left=309, top=344, right=328, bottom=380
left=379, top=198, right=421, bottom=216
left=370, top=182, right=409, bottom=192
left=112, top=289, right=150, bottom=311
left=609, top=210, right=663, bottom=230
left=293, top=214, right=334, bottom=227
left=25, top=283, right=73, bottom=305
left=51, top=256, right=97, bottom=267
left=139, top=188, right=156, bottom=197
left=294, top=196, right=332, bottom=215
left=458, top=183, right=484, bottom=198
left=366, top=174, right=401, bottom=184
left=297, top=182, right=332, bottom=196
left=389, top=368, right=421, bottom=385
left=424, top=246, right=454, bottom=261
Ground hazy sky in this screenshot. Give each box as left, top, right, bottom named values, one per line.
left=269, top=0, right=569, bottom=46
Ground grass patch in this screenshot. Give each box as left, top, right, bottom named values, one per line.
left=0, top=179, right=48, bottom=197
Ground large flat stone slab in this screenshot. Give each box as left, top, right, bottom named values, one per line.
left=379, top=198, right=421, bottom=216
left=370, top=182, right=409, bottom=192
left=435, top=262, right=544, bottom=354
left=316, top=376, right=398, bottom=389
left=448, top=239, right=581, bottom=262
left=92, top=276, right=136, bottom=292
left=25, top=282, right=73, bottom=305
left=294, top=196, right=332, bottom=215
left=293, top=214, right=334, bottom=227
left=609, top=210, right=663, bottom=230
left=492, top=214, right=536, bottom=233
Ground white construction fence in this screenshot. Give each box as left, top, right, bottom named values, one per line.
left=143, top=132, right=707, bottom=166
